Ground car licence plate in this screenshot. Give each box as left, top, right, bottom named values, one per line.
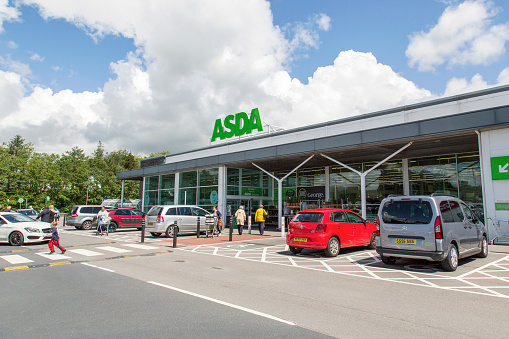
left=395, top=238, right=416, bottom=245
left=294, top=237, right=307, bottom=242
left=147, top=222, right=153, bottom=225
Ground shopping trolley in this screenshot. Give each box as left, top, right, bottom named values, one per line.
left=96, top=218, right=110, bottom=236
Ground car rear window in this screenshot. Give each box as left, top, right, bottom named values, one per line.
left=293, top=213, right=323, bottom=223
left=71, top=206, right=79, bottom=214
left=147, top=207, right=163, bottom=216
left=80, top=207, right=93, bottom=213
left=381, top=200, right=433, bottom=224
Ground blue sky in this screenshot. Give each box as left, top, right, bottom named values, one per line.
left=0, top=0, right=508, bottom=155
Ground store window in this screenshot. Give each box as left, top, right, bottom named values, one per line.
left=180, top=171, right=197, bottom=189
left=297, top=168, right=325, bottom=187
left=160, top=174, right=175, bottom=190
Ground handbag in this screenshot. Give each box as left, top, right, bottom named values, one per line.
left=218, top=218, right=223, bottom=227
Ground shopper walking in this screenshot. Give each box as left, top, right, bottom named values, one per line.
left=254, top=204, right=267, bottom=235
left=212, top=206, right=222, bottom=236
left=235, top=206, right=247, bottom=235
left=4, top=205, right=13, bottom=212
left=48, top=205, right=57, bottom=223
left=48, top=221, right=66, bottom=254
left=36, top=206, right=51, bottom=223
left=96, top=206, right=110, bottom=235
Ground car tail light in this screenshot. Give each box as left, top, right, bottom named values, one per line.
left=70, top=213, right=78, bottom=217
left=156, top=215, right=164, bottom=223
left=375, top=216, right=380, bottom=236
left=315, top=224, right=326, bottom=233
left=434, top=216, right=443, bottom=239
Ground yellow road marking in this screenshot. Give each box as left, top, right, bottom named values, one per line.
left=50, top=261, right=71, bottom=266
left=5, top=266, right=29, bottom=271
left=12, top=249, right=29, bottom=253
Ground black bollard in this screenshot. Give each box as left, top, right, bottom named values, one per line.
left=141, top=218, right=145, bottom=243
left=229, top=218, right=233, bottom=242
left=196, top=217, right=200, bottom=238
left=172, top=224, right=178, bottom=248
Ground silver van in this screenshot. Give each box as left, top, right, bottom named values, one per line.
left=376, top=195, right=488, bottom=271
left=66, top=205, right=103, bottom=230
left=145, top=205, right=211, bottom=237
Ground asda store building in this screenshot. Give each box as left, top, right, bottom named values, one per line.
left=117, top=85, right=509, bottom=241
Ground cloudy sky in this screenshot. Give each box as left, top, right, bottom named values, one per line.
left=0, top=0, right=508, bottom=156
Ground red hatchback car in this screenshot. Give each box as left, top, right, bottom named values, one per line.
left=286, top=209, right=377, bottom=257
left=107, top=208, right=145, bottom=232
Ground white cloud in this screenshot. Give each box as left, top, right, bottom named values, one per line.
left=0, top=0, right=20, bottom=33
left=7, top=41, right=17, bottom=49
left=30, top=52, right=44, bottom=62
left=407, top=0, right=509, bottom=71
left=443, top=67, right=509, bottom=96
left=497, top=67, right=509, bottom=84
left=0, top=55, right=31, bottom=77
left=3, top=0, right=431, bottom=155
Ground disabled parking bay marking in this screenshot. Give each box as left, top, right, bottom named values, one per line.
left=0, top=254, right=34, bottom=264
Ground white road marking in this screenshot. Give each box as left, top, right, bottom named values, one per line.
left=123, top=244, right=158, bottom=250
left=81, top=262, right=115, bottom=272
left=36, top=253, right=72, bottom=260
left=0, top=254, right=34, bottom=264
left=457, top=254, right=509, bottom=278
left=147, top=281, right=295, bottom=326
left=68, top=249, right=103, bottom=257
left=96, top=246, right=132, bottom=253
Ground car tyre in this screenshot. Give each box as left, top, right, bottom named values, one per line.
left=381, top=255, right=397, bottom=265
left=441, top=244, right=459, bottom=272
left=324, top=237, right=340, bottom=257
left=166, top=226, right=177, bottom=238
left=368, top=232, right=376, bottom=249
left=150, top=232, right=162, bottom=237
left=9, top=231, right=24, bottom=246
left=476, top=236, right=488, bottom=258
left=108, top=222, right=118, bottom=233
left=81, top=220, right=92, bottom=230
left=289, top=246, right=303, bottom=255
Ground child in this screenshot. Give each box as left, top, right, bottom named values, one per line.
left=48, top=221, right=66, bottom=254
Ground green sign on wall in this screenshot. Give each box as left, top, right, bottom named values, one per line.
left=491, top=156, right=509, bottom=180
left=241, top=187, right=263, bottom=196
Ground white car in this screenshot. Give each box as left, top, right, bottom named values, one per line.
left=0, top=212, right=52, bottom=246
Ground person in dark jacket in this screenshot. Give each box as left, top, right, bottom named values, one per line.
left=36, top=206, right=51, bottom=223
left=48, top=221, right=66, bottom=254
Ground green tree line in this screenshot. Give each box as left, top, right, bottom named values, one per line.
left=0, top=135, right=142, bottom=213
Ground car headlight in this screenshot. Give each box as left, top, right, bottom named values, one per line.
left=24, top=227, right=41, bottom=233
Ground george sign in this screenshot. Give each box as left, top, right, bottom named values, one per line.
left=242, top=187, right=263, bottom=196
left=211, top=108, right=264, bottom=142
left=18, top=198, right=24, bottom=204
left=491, top=156, right=509, bottom=180
left=297, top=186, right=326, bottom=200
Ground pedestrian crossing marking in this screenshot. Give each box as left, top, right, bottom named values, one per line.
left=0, top=255, right=34, bottom=264
left=123, top=244, right=158, bottom=250
left=96, top=246, right=132, bottom=253
left=36, top=253, right=72, bottom=260
left=68, top=249, right=103, bottom=257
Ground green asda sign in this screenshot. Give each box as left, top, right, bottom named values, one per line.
left=211, top=108, right=263, bottom=142
left=491, top=156, right=509, bottom=180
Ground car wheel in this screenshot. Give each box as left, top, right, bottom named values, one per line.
left=137, top=227, right=142, bottom=231
left=289, top=246, right=303, bottom=255
left=441, top=244, right=459, bottom=272
left=108, top=222, right=118, bottom=233
left=368, top=232, right=376, bottom=249
left=324, top=237, right=340, bottom=257
left=81, top=220, right=92, bottom=230
left=9, top=231, right=24, bottom=246
left=381, top=255, right=397, bottom=265
left=150, top=232, right=162, bottom=237
left=476, top=236, right=488, bottom=258
left=166, top=226, right=177, bottom=238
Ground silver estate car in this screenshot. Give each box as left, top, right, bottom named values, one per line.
left=376, top=195, right=488, bottom=271
left=66, top=205, right=103, bottom=230
left=145, top=205, right=212, bottom=237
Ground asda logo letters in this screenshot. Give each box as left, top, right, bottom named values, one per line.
left=211, top=108, right=263, bottom=142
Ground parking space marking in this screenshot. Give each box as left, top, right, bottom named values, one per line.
left=180, top=243, right=509, bottom=299
left=0, top=254, right=34, bottom=264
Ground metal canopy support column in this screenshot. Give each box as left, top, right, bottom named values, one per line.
left=321, top=141, right=413, bottom=219
left=120, top=180, right=125, bottom=208
left=252, top=154, right=315, bottom=237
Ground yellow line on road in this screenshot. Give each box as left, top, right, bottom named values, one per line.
left=50, top=261, right=71, bottom=266
left=12, top=249, right=29, bottom=253
left=4, top=266, right=29, bottom=271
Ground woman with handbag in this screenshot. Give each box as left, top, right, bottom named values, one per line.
left=255, top=204, right=267, bottom=235
left=213, top=206, right=222, bottom=236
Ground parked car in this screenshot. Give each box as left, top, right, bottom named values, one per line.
left=145, top=205, right=211, bottom=237
left=91, top=208, right=145, bottom=232
left=376, top=194, right=488, bottom=271
left=66, top=205, right=103, bottom=230
left=286, top=208, right=377, bottom=257
left=0, top=212, right=52, bottom=246
left=17, top=208, right=38, bottom=220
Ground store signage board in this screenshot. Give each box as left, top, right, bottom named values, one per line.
left=211, top=108, right=264, bottom=142
left=491, top=156, right=509, bottom=180
left=241, top=187, right=263, bottom=196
